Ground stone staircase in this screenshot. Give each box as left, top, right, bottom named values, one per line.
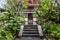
left=14, top=0, right=45, bottom=40
left=22, top=25, right=39, bottom=37
left=15, top=25, right=45, bottom=40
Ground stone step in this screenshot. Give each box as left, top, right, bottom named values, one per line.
left=22, top=25, right=39, bottom=37
left=24, top=25, right=37, bottom=27
left=23, top=31, right=38, bottom=34
left=24, top=27, right=37, bottom=29
left=15, top=37, right=45, bottom=40
left=24, top=25, right=37, bottom=29
left=22, top=34, right=39, bottom=37
left=24, top=29, right=38, bottom=31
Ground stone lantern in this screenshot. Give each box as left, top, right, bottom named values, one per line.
left=56, top=0, right=60, bottom=5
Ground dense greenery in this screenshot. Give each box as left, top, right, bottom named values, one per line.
left=43, top=23, right=60, bottom=39
left=36, top=0, right=60, bottom=40
left=0, top=12, right=25, bottom=40
left=0, top=27, right=13, bottom=40
left=0, top=0, right=60, bottom=40
left=0, top=0, right=25, bottom=40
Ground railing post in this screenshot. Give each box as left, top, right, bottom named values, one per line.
left=18, top=25, right=24, bottom=37
left=37, top=25, right=44, bottom=39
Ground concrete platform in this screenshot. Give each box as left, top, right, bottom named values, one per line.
left=15, top=37, right=46, bottom=40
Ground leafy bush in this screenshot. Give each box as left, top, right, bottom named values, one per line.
left=0, top=27, right=13, bottom=40
left=0, top=12, right=8, bottom=21
left=0, top=12, right=25, bottom=40
left=36, top=0, right=60, bottom=39
left=37, top=0, right=60, bottom=23
left=43, top=23, right=60, bottom=39
left=4, top=15, right=25, bottom=36
left=0, top=0, right=25, bottom=40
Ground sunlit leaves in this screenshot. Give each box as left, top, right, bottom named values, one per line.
left=40, top=0, right=52, bottom=11
left=43, top=23, right=60, bottom=39
left=0, top=0, right=25, bottom=40
left=0, top=27, right=13, bottom=40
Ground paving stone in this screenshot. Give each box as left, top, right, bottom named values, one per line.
left=15, top=37, right=46, bottom=40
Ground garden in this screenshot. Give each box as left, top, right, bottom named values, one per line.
left=0, top=0, right=60, bottom=40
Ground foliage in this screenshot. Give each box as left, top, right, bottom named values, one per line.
left=0, top=0, right=25, bottom=40
left=4, top=15, right=25, bottom=35
left=6, top=0, right=23, bottom=15
left=0, top=27, right=13, bottom=40
left=36, top=0, right=60, bottom=39
left=37, top=0, right=60, bottom=23
left=0, top=11, right=25, bottom=40
left=0, top=12, right=8, bottom=21
left=43, top=23, right=60, bottom=39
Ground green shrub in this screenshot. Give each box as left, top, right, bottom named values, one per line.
left=0, top=11, right=25, bottom=40
left=43, top=23, right=60, bottom=39
left=0, top=27, right=13, bottom=40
